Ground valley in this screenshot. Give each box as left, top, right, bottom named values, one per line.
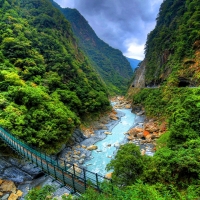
left=0, top=0, right=199, bottom=199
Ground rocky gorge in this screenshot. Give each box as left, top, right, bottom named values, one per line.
left=0, top=96, right=167, bottom=198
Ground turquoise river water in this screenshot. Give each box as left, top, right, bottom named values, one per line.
left=84, top=108, right=140, bottom=176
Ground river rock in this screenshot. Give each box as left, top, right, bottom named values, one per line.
left=145, top=135, right=152, bottom=143
left=141, top=149, right=146, bottom=156
left=109, top=114, right=118, bottom=120
left=125, top=104, right=131, bottom=109
left=136, top=110, right=145, bottom=116
left=144, top=122, right=159, bottom=133
left=127, top=135, right=134, bottom=140
left=74, top=151, right=81, bottom=155
left=114, top=142, right=120, bottom=147
left=72, top=155, right=79, bottom=159
left=68, top=164, right=82, bottom=176
left=0, top=180, right=16, bottom=193
left=80, top=154, right=86, bottom=159
left=143, top=130, right=150, bottom=137
left=105, top=172, right=112, bottom=179
left=2, top=194, right=9, bottom=200
left=87, top=145, right=98, bottom=150
left=79, top=159, right=84, bottom=164
left=104, top=131, right=112, bottom=135
left=128, top=127, right=143, bottom=137
left=137, top=132, right=144, bottom=138
left=8, top=193, right=18, bottom=200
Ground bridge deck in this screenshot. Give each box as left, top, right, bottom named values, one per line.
left=0, top=127, right=111, bottom=194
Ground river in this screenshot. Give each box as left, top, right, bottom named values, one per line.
left=83, top=107, right=152, bottom=176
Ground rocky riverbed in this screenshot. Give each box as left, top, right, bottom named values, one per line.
left=0, top=154, right=71, bottom=199
left=58, top=108, right=125, bottom=168
left=0, top=96, right=167, bottom=198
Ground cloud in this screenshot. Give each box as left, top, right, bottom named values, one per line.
left=54, top=0, right=163, bottom=59
left=124, top=38, right=145, bottom=60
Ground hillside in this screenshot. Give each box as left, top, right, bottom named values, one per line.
left=138, top=0, right=200, bottom=87
left=126, top=57, right=141, bottom=71
left=51, top=1, right=133, bottom=95
left=0, top=0, right=111, bottom=153
left=124, top=0, right=200, bottom=198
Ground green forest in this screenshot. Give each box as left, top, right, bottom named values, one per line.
left=145, top=0, right=200, bottom=86
left=51, top=1, right=133, bottom=95
left=0, top=0, right=111, bottom=153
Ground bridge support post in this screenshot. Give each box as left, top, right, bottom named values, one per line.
left=83, top=168, right=87, bottom=191
left=62, top=169, right=65, bottom=186
left=96, top=173, right=99, bottom=191
left=54, top=165, right=57, bottom=179
left=72, top=174, right=76, bottom=194
left=46, top=160, right=49, bottom=174
left=64, top=161, right=67, bottom=171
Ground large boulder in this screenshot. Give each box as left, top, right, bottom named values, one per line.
left=143, top=130, right=150, bottom=137
left=8, top=193, right=18, bottom=200
left=128, top=127, right=143, bottom=137
left=87, top=145, right=98, bottom=151
left=144, top=122, right=159, bottom=133
left=0, top=180, right=16, bottom=193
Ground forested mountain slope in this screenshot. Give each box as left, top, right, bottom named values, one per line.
left=0, top=0, right=111, bottom=153
left=123, top=0, right=200, bottom=198
left=143, top=0, right=200, bottom=86
left=51, top=1, right=133, bottom=95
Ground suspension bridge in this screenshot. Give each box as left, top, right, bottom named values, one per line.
left=0, top=127, right=112, bottom=195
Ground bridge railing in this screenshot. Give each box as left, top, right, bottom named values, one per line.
left=0, top=127, right=112, bottom=194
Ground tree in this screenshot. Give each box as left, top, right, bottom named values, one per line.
left=106, top=143, right=146, bottom=186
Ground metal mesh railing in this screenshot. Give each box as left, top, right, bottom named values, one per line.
left=0, top=127, right=112, bottom=194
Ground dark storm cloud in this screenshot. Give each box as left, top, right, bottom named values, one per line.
left=54, top=0, right=163, bottom=59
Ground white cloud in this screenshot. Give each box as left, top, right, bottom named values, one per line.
left=124, top=39, right=145, bottom=60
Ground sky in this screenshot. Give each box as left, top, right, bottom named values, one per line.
left=54, top=0, right=163, bottom=60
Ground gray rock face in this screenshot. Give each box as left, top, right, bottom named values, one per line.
left=0, top=157, right=42, bottom=183
left=71, top=129, right=87, bottom=144
left=132, top=59, right=146, bottom=88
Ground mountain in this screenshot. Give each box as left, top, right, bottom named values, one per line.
left=126, top=57, right=141, bottom=71
left=51, top=1, right=133, bottom=95
left=134, top=0, right=200, bottom=87
left=0, top=0, right=111, bottom=153
left=127, top=0, right=200, bottom=197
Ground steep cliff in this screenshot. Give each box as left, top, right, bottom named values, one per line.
left=51, top=1, right=133, bottom=95
left=132, top=60, right=146, bottom=88
left=134, top=0, right=200, bottom=87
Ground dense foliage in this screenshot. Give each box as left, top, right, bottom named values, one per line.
left=0, top=0, right=111, bottom=153
left=145, top=0, right=200, bottom=86
left=106, top=144, right=147, bottom=186
left=131, top=87, right=200, bottom=196
left=51, top=1, right=133, bottom=95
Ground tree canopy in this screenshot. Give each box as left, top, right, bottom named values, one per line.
left=0, top=0, right=111, bottom=153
